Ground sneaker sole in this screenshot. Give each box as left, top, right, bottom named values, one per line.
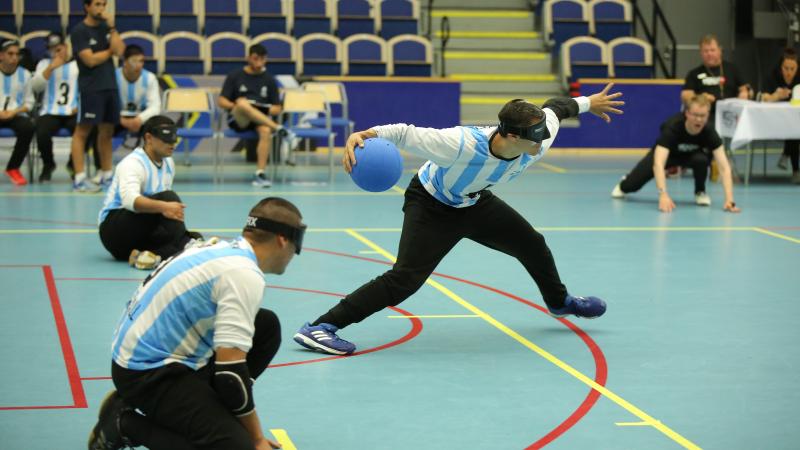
left=292, top=333, right=353, bottom=355
left=87, top=390, right=117, bottom=449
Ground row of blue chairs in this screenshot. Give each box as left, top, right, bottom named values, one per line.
left=4, top=29, right=432, bottom=77
left=0, top=0, right=419, bottom=39
left=561, top=36, right=652, bottom=87
left=544, top=0, right=633, bottom=51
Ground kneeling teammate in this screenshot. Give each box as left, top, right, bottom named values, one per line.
left=88, top=196, right=306, bottom=450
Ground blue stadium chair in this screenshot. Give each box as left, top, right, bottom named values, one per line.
left=387, top=34, right=431, bottom=76
left=115, top=0, right=153, bottom=33
left=0, top=0, right=17, bottom=34
left=21, top=0, right=62, bottom=34
left=544, top=0, right=590, bottom=55
left=206, top=32, right=249, bottom=75
left=20, top=31, right=51, bottom=62
left=0, top=31, right=17, bottom=44
left=293, top=0, right=332, bottom=37
left=302, top=81, right=354, bottom=146
left=251, top=32, right=297, bottom=75
left=248, top=0, right=289, bottom=35
left=161, top=32, right=206, bottom=74
left=380, top=0, right=419, bottom=39
left=281, top=88, right=336, bottom=183
left=67, top=0, right=84, bottom=32
left=120, top=31, right=160, bottom=74
left=159, top=0, right=199, bottom=34
left=202, top=0, right=243, bottom=35
left=297, top=33, right=342, bottom=76
left=337, top=0, right=376, bottom=38
left=343, top=34, right=387, bottom=76
left=589, top=0, right=632, bottom=42
left=560, top=36, right=608, bottom=88
left=162, top=88, right=217, bottom=165
left=608, top=36, right=653, bottom=78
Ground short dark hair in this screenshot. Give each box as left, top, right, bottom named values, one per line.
left=124, top=44, right=144, bottom=61
left=243, top=197, right=303, bottom=243
left=782, top=47, right=798, bottom=62
left=249, top=44, right=268, bottom=57
left=497, top=99, right=545, bottom=134
left=83, top=0, right=94, bottom=5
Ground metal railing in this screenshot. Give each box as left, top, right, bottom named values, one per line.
left=438, top=15, right=450, bottom=77
left=631, top=0, right=677, bottom=78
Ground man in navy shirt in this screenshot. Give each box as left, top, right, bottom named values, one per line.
left=69, top=0, right=124, bottom=192
left=218, top=45, right=283, bottom=188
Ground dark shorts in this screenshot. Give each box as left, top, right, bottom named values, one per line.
left=79, top=89, right=121, bottom=125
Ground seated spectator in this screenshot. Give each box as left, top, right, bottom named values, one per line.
left=681, top=34, right=751, bottom=121
left=760, top=48, right=800, bottom=184
left=217, top=45, right=283, bottom=188
left=98, top=115, right=201, bottom=270
left=611, top=95, right=741, bottom=213
left=30, top=32, right=80, bottom=182
left=116, top=44, right=161, bottom=135
left=0, top=39, right=35, bottom=186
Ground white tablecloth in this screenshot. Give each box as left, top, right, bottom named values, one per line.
left=715, top=99, right=800, bottom=149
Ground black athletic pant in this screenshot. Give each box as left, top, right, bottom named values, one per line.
left=99, top=190, right=191, bottom=261
left=1, top=115, right=35, bottom=171
left=35, top=114, right=77, bottom=168
left=112, top=309, right=282, bottom=450
left=620, top=148, right=711, bottom=195
left=313, top=175, right=568, bottom=329
left=783, top=140, right=800, bottom=172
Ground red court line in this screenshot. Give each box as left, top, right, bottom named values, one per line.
left=0, top=266, right=87, bottom=410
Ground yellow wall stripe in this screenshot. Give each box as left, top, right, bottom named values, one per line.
left=432, top=10, right=530, bottom=18
left=450, top=73, right=556, bottom=82
left=445, top=51, right=547, bottom=60
left=345, top=229, right=702, bottom=450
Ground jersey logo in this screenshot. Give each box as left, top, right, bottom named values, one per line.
left=89, top=38, right=97, bottom=46
left=260, top=86, right=267, bottom=98
left=239, top=85, right=248, bottom=92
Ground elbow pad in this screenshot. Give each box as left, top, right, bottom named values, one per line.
left=542, top=97, right=579, bottom=121
left=213, top=360, right=255, bottom=416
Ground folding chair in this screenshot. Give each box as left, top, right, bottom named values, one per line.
left=162, top=88, right=216, bottom=167
left=279, top=89, right=335, bottom=183
left=302, top=81, right=353, bottom=143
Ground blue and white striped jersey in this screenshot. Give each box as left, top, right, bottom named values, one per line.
left=0, top=66, right=34, bottom=113
left=115, top=68, right=161, bottom=122
left=373, top=97, right=590, bottom=208
left=98, top=147, right=176, bottom=223
left=33, top=59, right=79, bottom=116
left=112, top=238, right=266, bottom=371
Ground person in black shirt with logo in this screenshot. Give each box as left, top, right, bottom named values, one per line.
left=69, top=0, right=124, bottom=192
left=218, top=45, right=283, bottom=188
left=612, top=95, right=740, bottom=213
left=681, top=34, right=751, bottom=118
left=760, top=47, right=800, bottom=183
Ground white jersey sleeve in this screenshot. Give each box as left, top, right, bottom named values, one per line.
left=115, top=157, right=149, bottom=211
left=212, top=267, right=266, bottom=352
left=372, top=123, right=465, bottom=168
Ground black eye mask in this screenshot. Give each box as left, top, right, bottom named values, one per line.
left=147, top=124, right=178, bottom=145
left=497, top=119, right=550, bottom=143
left=245, top=216, right=307, bottom=254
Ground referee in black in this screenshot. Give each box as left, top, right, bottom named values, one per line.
left=69, top=0, right=124, bottom=192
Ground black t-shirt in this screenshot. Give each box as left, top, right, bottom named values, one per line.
left=71, top=21, right=117, bottom=92
left=655, top=113, right=722, bottom=154
left=220, top=68, right=281, bottom=109
left=683, top=61, right=747, bottom=101
left=762, top=67, right=800, bottom=101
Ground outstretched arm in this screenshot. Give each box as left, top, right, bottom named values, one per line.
left=543, top=82, right=623, bottom=122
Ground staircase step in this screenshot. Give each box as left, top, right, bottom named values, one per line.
left=451, top=74, right=561, bottom=95
left=432, top=12, right=534, bottom=32
left=436, top=37, right=544, bottom=51
left=443, top=52, right=551, bottom=74
left=425, top=0, right=530, bottom=9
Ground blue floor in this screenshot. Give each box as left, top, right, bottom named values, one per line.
left=0, top=150, right=798, bottom=449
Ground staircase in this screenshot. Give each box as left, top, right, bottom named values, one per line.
left=426, top=0, right=563, bottom=126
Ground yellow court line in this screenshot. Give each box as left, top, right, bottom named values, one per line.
left=390, top=185, right=406, bottom=194
left=752, top=227, right=800, bottom=244
left=345, top=229, right=702, bottom=450
left=445, top=51, right=548, bottom=60
left=616, top=421, right=661, bottom=427
left=387, top=314, right=480, bottom=319
left=432, top=10, right=531, bottom=18
left=269, top=429, right=297, bottom=450
left=537, top=162, right=568, bottom=173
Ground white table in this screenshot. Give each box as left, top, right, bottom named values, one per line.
left=715, top=99, right=800, bottom=184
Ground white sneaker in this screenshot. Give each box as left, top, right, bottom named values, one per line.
left=184, top=236, right=220, bottom=250
left=252, top=172, right=272, bottom=188
left=778, top=154, right=789, bottom=170
left=611, top=183, right=625, bottom=198
left=695, top=192, right=711, bottom=206
left=128, top=249, right=162, bottom=270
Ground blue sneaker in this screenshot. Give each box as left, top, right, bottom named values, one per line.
left=547, top=295, right=607, bottom=319
left=73, top=178, right=101, bottom=193
left=293, top=323, right=356, bottom=355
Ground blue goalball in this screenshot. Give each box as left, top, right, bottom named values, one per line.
left=349, top=138, right=403, bottom=192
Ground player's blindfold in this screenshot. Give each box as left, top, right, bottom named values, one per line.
left=497, top=119, right=550, bottom=143
left=245, top=216, right=307, bottom=254
left=149, top=124, right=178, bottom=145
